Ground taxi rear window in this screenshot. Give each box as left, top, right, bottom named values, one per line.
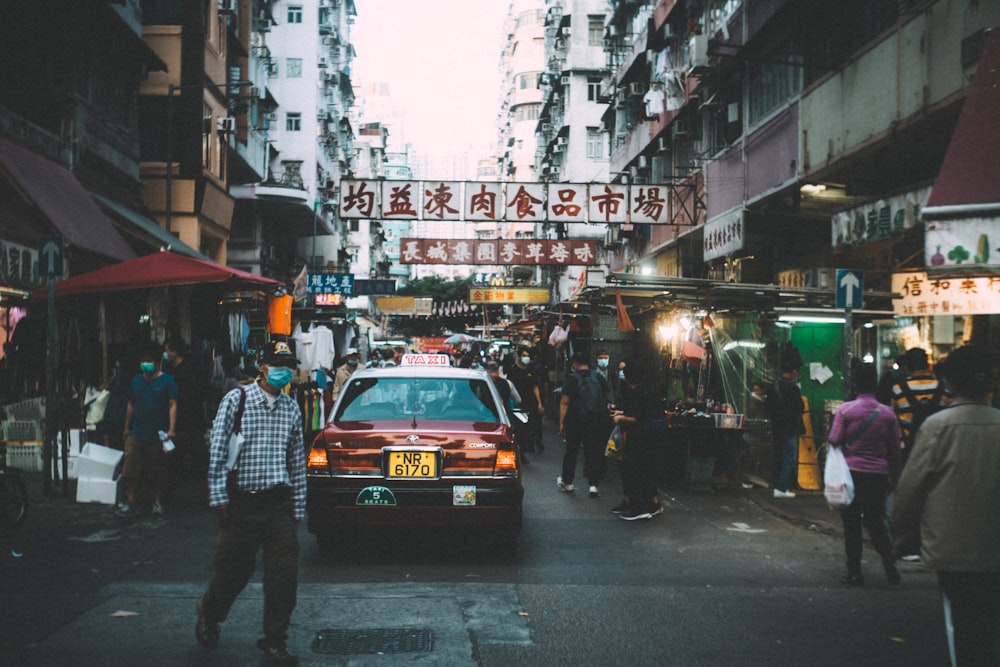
left=335, top=376, right=501, bottom=423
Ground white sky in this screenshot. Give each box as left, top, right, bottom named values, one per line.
left=350, top=0, right=509, bottom=161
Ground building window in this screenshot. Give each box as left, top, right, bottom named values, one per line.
left=586, top=127, right=603, bottom=159
left=518, top=72, right=540, bottom=90
left=588, top=15, right=604, bottom=47
left=287, top=6, right=303, bottom=23
left=202, top=104, right=214, bottom=170
left=514, top=104, right=541, bottom=122
left=349, top=219, right=359, bottom=232
left=286, top=58, right=302, bottom=78
left=587, top=77, right=603, bottom=101
left=286, top=112, right=301, bottom=131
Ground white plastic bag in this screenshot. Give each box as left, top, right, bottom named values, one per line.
left=823, top=446, right=855, bottom=509
left=548, top=324, right=568, bottom=347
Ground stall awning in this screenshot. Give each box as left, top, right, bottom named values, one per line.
left=0, top=137, right=135, bottom=261
left=924, top=28, right=1000, bottom=217
left=30, top=251, right=281, bottom=298
left=91, top=193, right=209, bottom=260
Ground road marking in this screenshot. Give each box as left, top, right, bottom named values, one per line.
left=727, top=522, right=766, bottom=534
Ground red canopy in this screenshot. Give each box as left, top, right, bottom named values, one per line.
left=32, top=252, right=281, bottom=298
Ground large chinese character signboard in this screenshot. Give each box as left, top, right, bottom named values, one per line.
left=339, top=180, right=677, bottom=224
left=892, top=270, right=1000, bottom=316
left=400, top=239, right=597, bottom=266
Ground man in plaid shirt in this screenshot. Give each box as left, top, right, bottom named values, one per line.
left=196, top=340, right=305, bottom=665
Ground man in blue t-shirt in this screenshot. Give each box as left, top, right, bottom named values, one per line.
left=117, top=349, right=178, bottom=517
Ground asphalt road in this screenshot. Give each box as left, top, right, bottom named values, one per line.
left=1, top=423, right=949, bottom=666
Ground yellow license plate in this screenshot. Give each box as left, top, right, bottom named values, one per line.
left=387, top=451, right=438, bottom=478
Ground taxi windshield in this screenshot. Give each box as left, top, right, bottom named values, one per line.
left=335, top=376, right=501, bottom=423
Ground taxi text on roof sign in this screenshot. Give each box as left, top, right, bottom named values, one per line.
left=399, top=354, right=452, bottom=366
left=469, top=288, right=551, bottom=305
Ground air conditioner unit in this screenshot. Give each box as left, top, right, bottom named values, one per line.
left=561, top=26, right=571, bottom=37
left=318, top=111, right=327, bottom=121
left=656, top=136, right=668, bottom=152
left=557, top=136, right=567, bottom=147
left=541, top=123, right=551, bottom=132
left=217, top=117, right=237, bottom=133
left=555, top=38, right=566, bottom=50
left=629, top=81, right=645, bottom=96
left=322, top=36, right=334, bottom=46
left=318, top=57, right=329, bottom=69
left=249, top=86, right=260, bottom=99
left=267, top=62, right=279, bottom=77
left=603, top=226, right=622, bottom=249
left=265, top=112, right=278, bottom=122
left=637, top=155, right=648, bottom=169
left=560, top=75, right=569, bottom=86
left=689, top=34, right=710, bottom=70
left=552, top=92, right=560, bottom=103
left=217, top=0, right=236, bottom=14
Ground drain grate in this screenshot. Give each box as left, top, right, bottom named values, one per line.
left=312, top=628, right=435, bottom=655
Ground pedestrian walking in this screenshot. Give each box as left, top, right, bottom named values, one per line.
left=890, top=347, right=949, bottom=468
left=594, top=348, right=620, bottom=403
left=826, top=363, right=901, bottom=586
left=765, top=348, right=805, bottom=499
left=558, top=352, right=612, bottom=497
left=330, top=346, right=360, bottom=403
left=891, top=344, right=1000, bottom=667
left=196, top=340, right=306, bottom=665
left=611, top=361, right=663, bottom=520
left=163, top=337, right=207, bottom=480
left=507, top=346, right=545, bottom=455
left=116, top=349, right=177, bottom=517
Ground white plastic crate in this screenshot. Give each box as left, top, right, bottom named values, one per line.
left=2, top=419, right=43, bottom=441
left=4, top=441, right=44, bottom=472
left=3, top=397, right=45, bottom=421
left=712, top=413, right=746, bottom=430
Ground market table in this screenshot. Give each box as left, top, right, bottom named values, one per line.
left=662, top=413, right=746, bottom=491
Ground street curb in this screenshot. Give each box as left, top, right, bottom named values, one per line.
left=747, top=493, right=842, bottom=538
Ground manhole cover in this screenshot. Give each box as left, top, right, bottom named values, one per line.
left=312, top=628, right=435, bottom=655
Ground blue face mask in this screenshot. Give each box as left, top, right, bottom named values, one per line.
left=267, top=366, right=294, bottom=389
left=596, top=358, right=609, bottom=369
left=140, top=362, right=156, bottom=374
left=618, top=370, right=626, bottom=380
left=162, top=352, right=170, bottom=361
left=347, top=359, right=358, bottom=367
left=520, top=356, right=531, bottom=365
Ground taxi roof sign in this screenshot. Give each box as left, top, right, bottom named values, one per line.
left=399, top=354, right=452, bottom=366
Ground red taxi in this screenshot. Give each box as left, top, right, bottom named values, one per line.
left=306, top=354, right=524, bottom=551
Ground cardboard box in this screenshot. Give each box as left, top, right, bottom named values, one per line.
left=76, top=477, right=118, bottom=504
left=76, top=443, right=123, bottom=480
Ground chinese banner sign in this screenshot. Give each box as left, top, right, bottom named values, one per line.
left=400, top=239, right=598, bottom=265
left=339, top=180, right=672, bottom=223
left=307, top=273, right=354, bottom=294
left=703, top=208, right=744, bottom=261
left=892, top=271, right=1000, bottom=316
left=468, top=288, right=551, bottom=304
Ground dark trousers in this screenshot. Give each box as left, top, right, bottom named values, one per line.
left=938, top=570, right=1000, bottom=667
left=621, top=436, right=658, bottom=510
left=562, top=422, right=608, bottom=486
left=202, top=486, right=299, bottom=649
left=840, top=471, right=893, bottom=576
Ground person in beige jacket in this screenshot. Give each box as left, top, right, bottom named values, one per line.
left=891, top=344, right=1000, bottom=667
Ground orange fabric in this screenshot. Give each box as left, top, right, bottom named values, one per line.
left=266, top=294, right=294, bottom=335
left=615, top=290, right=635, bottom=332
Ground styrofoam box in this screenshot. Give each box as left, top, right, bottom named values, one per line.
left=75, top=443, right=123, bottom=480
left=76, top=477, right=118, bottom=504
left=4, top=441, right=44, bottom=472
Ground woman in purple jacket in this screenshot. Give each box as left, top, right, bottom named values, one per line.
left=827, top=363, right=902, bottom=586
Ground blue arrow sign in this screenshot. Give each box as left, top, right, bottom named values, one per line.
left=39, top=237, right=63, bottom=278
left=835, top=269, right=863, bottom=309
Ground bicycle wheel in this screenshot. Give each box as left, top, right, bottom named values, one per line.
left=0, top=473, right=28, bottom=529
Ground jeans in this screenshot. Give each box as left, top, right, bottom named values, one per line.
left=938, top=570, right=1000, bottom=667
left=773, top=434, right=798, bottom=492
left=201, top=486, right=299, bottom=649
left=840, top=471, right=893, bottom=576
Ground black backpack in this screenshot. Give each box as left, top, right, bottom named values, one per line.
left=898, top=378, right=945, bottom=447
left=574, top=370, right=606, bottom=419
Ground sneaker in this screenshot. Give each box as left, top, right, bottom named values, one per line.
left=152, top=501, right=165, bottom=516
left=772, top=489, right=796, bottom=499
left=257, top=640, right=298, bottom=665
left=589, top=485, right=599, bottom=498
left=195, top=597, right=219, bottom=648
left=115, top=501, right=140, bottom=518
left=620, top=507, right=653, bottom=521
left=900, top=554, right=921, bottom=562
left=557, top=476, right=574, bottom=492
left=609, top=501, right=627, bottom=514
left=648, top=503, right=664, bottom=517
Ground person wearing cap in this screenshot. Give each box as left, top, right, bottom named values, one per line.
left=331, top=347, right=360, bottom=403
left=891, top=344, right=1000, bottom=667
left=196, top=340, right=306, bottom=665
